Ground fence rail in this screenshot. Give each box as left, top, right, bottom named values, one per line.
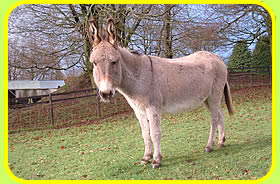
left=228, top=66, right=271, bottom=89
left=8, top=88, right=132, bottom=133
left=8, top=66, right=272, bottom=133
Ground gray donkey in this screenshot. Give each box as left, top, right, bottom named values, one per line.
left=87, top=18, right=234, bottom=169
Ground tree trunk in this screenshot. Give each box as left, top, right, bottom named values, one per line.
left=112, top=4, right=127, bottom=47
left=78, top=4, right=98, bottom=88
left=164, top=4, right=173, bottom=59
left=83, top=32, right=96, bottom=88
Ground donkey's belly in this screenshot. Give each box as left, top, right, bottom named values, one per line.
left=161, top=96, right=208, bottom=113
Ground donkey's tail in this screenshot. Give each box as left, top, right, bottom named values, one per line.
left=224, top=82, right=234, bottom=115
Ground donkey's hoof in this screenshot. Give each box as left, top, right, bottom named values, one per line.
left=152, top=160, right=161, bottom=169
left=152, top=163, right=160, bottom=169
left=205, top=147, right=213, bottom=153
left=140, top=159, right=150, bottom=165
left=218, top=143, right=225, bottom=148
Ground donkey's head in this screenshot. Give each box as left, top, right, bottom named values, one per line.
left=88, top=19, right=122, bottom=102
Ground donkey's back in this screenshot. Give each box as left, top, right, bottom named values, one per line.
left=150, top=51, right=228, bottom=113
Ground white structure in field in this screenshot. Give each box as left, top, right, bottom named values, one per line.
left=8, top=80, right=65, bottom=99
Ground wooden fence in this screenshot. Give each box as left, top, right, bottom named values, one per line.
left=8, top=66, right=271, bottom=133
left=8, top=88, right=132, bottom=133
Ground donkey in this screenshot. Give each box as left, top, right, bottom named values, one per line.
left=87, top=18, right=234, bottom=169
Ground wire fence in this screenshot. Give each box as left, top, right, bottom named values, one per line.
left=8, top=66, right=272, bottom=133
left=8, top=88, right=132, bottom=133
left=228, top=67, right=271, bottom=90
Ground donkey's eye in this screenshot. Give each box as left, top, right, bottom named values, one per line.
left=112, top=61, right=117, bottom=65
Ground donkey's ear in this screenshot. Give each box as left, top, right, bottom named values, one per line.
left=106, top=18, right=117, bottom=45
left=88, top=20, right=101, bottom=47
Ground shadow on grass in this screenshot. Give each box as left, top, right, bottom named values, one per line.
left=161, top=134, right=272, bottom=168
left=220, top=134, right=271, bottom=154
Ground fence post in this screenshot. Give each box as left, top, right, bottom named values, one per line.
left=249, top=68, right=252, bottom=87
left=96, top=90, right=101, bottom=117
left=49, top=93, right=54, bottom=127
left=227, top=69, right=230, bottom=86
left=269, top=66, right=272, bottom=87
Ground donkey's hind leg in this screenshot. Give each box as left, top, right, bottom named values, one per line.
left=217, top=109, right=226, bottom=148
left=204, top=95, right=224, bottom=152
left=205, top=107, right=218, bottom=153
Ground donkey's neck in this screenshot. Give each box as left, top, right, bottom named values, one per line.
left=117, top=48, right=150, bottom=97
left=120, top=48, right=140, bottom=78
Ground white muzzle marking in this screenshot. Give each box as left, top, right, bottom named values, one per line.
left=99, top=79, right=112, bottom=94
left=99, top=79, right=115, bottom=102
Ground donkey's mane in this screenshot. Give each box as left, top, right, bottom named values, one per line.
left=119, top=47, right=143, bottom=58
left=130, top=50, right=142, bottom=56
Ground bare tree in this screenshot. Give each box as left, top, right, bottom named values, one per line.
left=211, top=5, right=272, bottom=46
left=8, top=4, right=83, bottom=80
left=8, top=4, right=272, bottom=83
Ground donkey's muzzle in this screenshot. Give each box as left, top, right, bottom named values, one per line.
left=99, top=89, right=115, bottom=102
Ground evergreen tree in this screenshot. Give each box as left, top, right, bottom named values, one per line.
left=251, top=35, right=271, bottom=68
left=228, top=40, right=252, bottom=69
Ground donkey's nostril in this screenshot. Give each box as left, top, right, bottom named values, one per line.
left=100, top=92, right=108, bottom=98
left=99, top=90, right=114, bottom=101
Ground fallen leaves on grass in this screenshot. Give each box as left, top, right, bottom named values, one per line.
left=8, top=87, right=272, bottom=180
left=243, top=169, right=250, bottom=175
left=33, top=136, right=40, bottom=140
left=9, top=145, right=14, bottom=151
left=30, top=173, right=45, bottom=179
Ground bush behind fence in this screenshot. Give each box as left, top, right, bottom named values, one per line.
left=8, top=67, right=272, bottom=133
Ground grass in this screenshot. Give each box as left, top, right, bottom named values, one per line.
left=8, top=87, right=272, bottom=180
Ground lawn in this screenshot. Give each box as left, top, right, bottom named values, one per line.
left=8, top=87, right=272, bottom=180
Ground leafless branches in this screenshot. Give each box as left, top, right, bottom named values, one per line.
left=8, top=4, right=272, bottom=81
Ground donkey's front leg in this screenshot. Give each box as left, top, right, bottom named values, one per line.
left=146, top=106, right=162, bottom=169
left=134, top=110, right=153, bottom=165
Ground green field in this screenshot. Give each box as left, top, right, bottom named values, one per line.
left=8, top=87, right=272, bottom=180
